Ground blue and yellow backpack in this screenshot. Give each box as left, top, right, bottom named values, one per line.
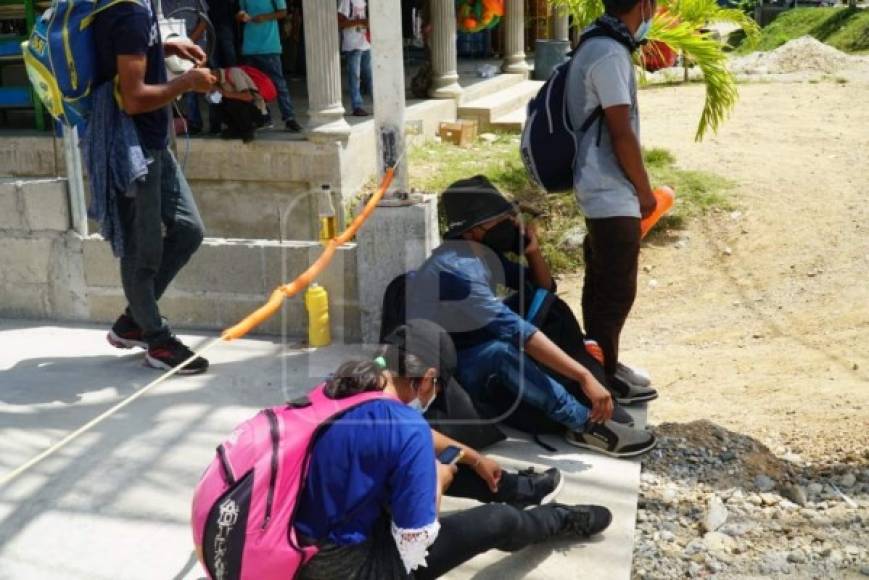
left=21, top=0, right=148, bottom=128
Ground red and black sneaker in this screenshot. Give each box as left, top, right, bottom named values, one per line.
left=145, top=336, right=209, bottom=375
left=107, top=314, right=147, bottom=350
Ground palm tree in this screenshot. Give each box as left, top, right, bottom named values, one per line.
left=548, top=0, right=759, bottom=140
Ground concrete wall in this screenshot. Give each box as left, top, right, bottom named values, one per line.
left=0, top=179, right=361, bottom=340
left=0, top=96, right=459, bottom=241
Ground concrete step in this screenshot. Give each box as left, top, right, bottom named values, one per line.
left=490, top=107, right=528, bottom=133
left=458, top=72, right=526, bottom=104
left=458, top=79, right=543, bottom=132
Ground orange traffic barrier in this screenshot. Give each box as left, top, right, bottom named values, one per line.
left=640, top=186, right=675, bottom=239
left=221, top=167, right=396, bottom=340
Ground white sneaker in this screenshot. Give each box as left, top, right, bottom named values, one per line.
left=615, top=361, right=652, bottom=388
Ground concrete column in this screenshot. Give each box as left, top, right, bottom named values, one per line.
left=502, top=0, right=529, bottom=75
left=551, top=4, right=570, bottom=42
left=429, top=0, right=463, bottom=99
left=370, top=0, right=409, bottom=192
left=356, top=195, right=440, bottom=343
left=303, top=0, right=351, bottom=141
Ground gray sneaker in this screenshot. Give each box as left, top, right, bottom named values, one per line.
left=615, top=361, right=652, bottom=388
left=565, top=420, right=657, bottom=458
left=608, top=375, right=658, bottom=406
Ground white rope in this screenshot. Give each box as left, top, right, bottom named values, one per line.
left=0, top=337, right=224, bottom=488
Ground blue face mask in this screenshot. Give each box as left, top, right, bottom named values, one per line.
left=634, top=1, right=653, bottom=42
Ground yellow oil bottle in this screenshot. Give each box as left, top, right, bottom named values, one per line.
left=318, top=184, right=337, bottom=244
left=305, top=283, right=331, bottom=347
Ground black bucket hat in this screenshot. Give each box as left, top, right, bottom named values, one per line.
left=441, top=175, right=516, bottom=239
left=382, top=319, right=457, bottom=388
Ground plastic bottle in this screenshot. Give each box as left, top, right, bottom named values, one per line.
left=318, top=184, right=337, bottom=244
left=305, top=283, right=331, bottom=347
left=640, top=186, right=675, bottom=239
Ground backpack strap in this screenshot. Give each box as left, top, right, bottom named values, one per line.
left=566, top=23, right=635, bottom=146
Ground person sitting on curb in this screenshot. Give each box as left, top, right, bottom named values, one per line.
left=294, top=321, right=611, bottom=579
left=407, top=176, right=657, bottom=458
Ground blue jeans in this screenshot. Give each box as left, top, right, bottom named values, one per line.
left=345, top=49, right=372, bottom=111
left=456, top=340, right=590, bottom=431
left=118, top=149, right=205, bottom=345
left=244, top=53, right=295, bottom=121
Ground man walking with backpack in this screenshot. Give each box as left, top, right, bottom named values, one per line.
left=565, top=0, right=660, bottom=402
left=95, top=0, right=215, bottom=373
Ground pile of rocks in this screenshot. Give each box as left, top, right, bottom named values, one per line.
left=633, top=421, right=869, bottom=578
left=730, top=36, right=853, bottom=75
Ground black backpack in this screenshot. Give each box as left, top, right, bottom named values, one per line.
left=520, top=25, right=637, bottom=193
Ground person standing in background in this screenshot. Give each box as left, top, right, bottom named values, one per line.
left=207, top=0, right=240, bottom=134
left=566, top=0, right=661, bottom=402
left=237, top=0, right=303, bottom=132
left=162, top=0, right=210, bottom=134
left=338, top=0, right=372, bottom=117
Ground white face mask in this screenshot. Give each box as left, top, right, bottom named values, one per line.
left=634, top=1, right=653, bottom=42
left=408, top=378, right=437, bottom=414
left=408, top=391, right=437, bottom=414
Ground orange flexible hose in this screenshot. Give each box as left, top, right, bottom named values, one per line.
left=221, top=167, right=396, bottom=340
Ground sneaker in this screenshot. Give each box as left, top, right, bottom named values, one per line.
left=554, top=504, right=613, bottom=538
left=565, top=420, right=657, bottom=458
left=145, top=336, right=209, bottom=375
left=509, top=467, right=564, bottom=509
left=107, top=314, right=147, bottom=350
left=351, top=107, right=370, bottom=117
left=615, top=361, right=652, bottom=388
left=608, top=375, right=658, bottom=406
left=284, top=119, right=303, bottom=133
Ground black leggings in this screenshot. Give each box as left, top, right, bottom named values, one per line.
left=415, top=502, right=565, bottom=579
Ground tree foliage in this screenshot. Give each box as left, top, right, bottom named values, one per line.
left=548, top=0, right=760, bottom=140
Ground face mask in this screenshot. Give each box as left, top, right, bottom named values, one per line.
left=408, top=390, right=437, bottom=414
left=481, top=220, right=524, bottom=254
left=634, top=1, right=652, bottom=42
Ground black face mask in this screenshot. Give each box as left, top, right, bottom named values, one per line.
left=482, top=220, right=524, bottom=254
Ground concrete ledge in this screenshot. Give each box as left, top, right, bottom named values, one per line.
left=80, top=236, right=360, bottom=339
left=0, top=178, right=70, bottom=232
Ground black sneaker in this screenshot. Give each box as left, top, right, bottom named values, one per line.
left=555, top=504, right=613, bottom=538
left=565, top=420, right=657, bottom=458
left=509, top=467, right=564, bottom=509
left=285, top=118, right=303, bottom=133
left=107, top=314, right=147, bottom=350
left=145, top=336, right=209, bottom=375
left=608, top=375, right=658, bottom=406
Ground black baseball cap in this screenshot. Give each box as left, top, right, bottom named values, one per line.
left=382, top=319, right=457, bottom=388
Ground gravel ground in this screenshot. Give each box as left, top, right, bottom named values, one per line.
left=633, top=421, right=869, bottom=579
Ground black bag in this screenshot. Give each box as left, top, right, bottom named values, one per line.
left=519, top=24, right=636, bottom=193
left=379, top=272, right=411, bottom=342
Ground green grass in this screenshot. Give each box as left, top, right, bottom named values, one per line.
left=409, top=136, right=734, bottom=273
left=735, top=7, right=869, bottom=54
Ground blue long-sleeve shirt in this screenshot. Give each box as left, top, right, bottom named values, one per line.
left=407, top=241, right=539, bottom=351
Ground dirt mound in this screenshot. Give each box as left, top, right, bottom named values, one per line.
left=730, top=36, right=852, bottom=74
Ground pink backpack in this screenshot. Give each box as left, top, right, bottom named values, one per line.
left=191, top=383, right=393, bottom=580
